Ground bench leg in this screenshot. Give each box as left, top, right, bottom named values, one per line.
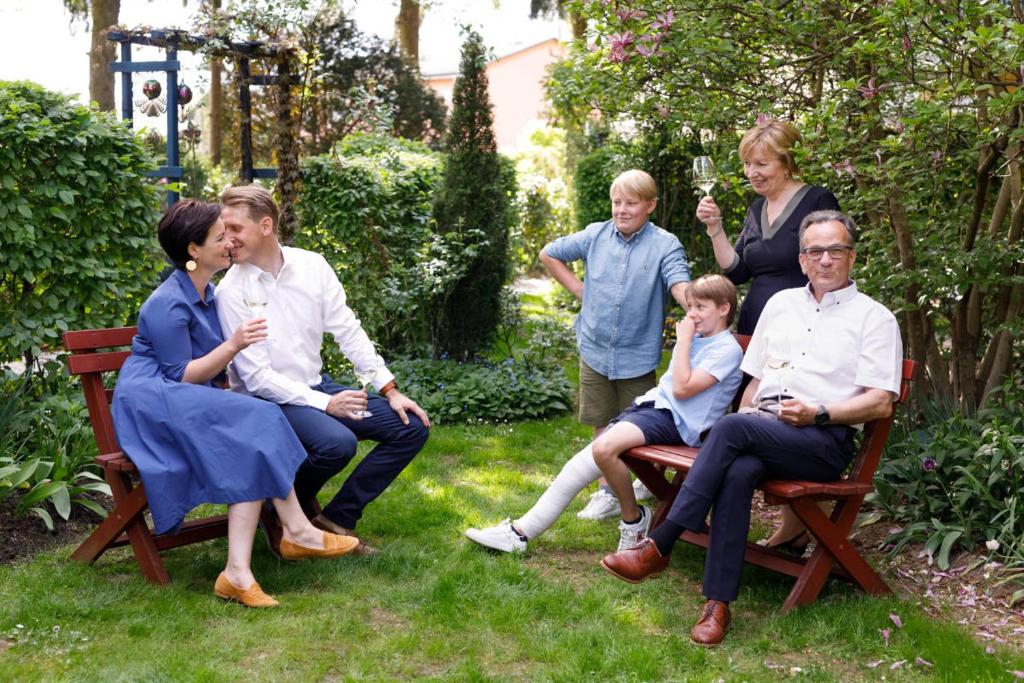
left=782, top=497, right=889, bottom=611
left=71, top=470, right=170, bottom=585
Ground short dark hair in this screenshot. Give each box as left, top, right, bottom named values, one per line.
left=798, top=210, right=857, bottom=248
left=157, top=200, right=222, bottom=269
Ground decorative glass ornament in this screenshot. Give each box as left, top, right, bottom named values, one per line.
left=142, top=79, right=162, bottom=100
left=177, top=84, right=193, bottom=105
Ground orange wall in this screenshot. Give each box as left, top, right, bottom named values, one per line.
left=425, top=38, right=566, bottom=150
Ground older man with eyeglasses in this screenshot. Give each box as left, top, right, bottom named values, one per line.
left=599, top=210, right=903, bottom=646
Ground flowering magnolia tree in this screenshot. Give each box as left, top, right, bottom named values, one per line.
left=551, top=0, right=1024, bottom=409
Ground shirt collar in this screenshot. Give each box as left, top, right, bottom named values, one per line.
left=804, top=279, right=858, bottom=306
left=614, top=221, right=651, bottom=243
left=172, top=267, right=215, bottom=305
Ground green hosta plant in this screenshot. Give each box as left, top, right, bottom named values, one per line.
left=0, top=455, right=109, bottom=531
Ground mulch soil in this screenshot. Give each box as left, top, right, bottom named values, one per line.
left=1, top=493, right=1020, bottom=651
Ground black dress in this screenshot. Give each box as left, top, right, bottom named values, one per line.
left=724, top=185, right=840, bottom=335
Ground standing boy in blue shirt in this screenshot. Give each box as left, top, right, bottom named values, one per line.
left=538, top=169, right=691, bottom=520
left=465, top=275, right=743, bottom=553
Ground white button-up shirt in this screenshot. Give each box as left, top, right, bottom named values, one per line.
left=741, top=281, right=903, bottom=425
left=217, top=246, right=394, bottom=412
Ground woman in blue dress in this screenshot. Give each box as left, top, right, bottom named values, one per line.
left=113, top=200, right=361, bottom=608
left=694, top=119, right=840, bottom=550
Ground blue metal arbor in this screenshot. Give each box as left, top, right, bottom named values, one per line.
left=106, top=28, right=291, bottom=206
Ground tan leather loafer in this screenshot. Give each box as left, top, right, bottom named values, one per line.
left=280, top=531, right=360, bottom=560
left=214, top=572, right=279, bottom=608
left=311, top=514, right=378, bottom=555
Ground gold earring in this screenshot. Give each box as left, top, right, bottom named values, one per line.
left=185, top=259, right=197, bottom=272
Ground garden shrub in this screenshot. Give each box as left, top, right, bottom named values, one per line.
left=0, top=366, right=108, bottom=530
left=0, top=81, right=163, bottom=364
left=298, top=132, right=445, bottom=354
left=872, top=387, right=1024, bottom=570
left=511, top=125, right=572, bottom=275
left=430, top=30, right=517, bottom=360
left=573, top=145, right=618, bottom=230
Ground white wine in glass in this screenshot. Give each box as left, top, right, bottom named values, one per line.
left=352, top=366, right=377, bottom=418
left=693, top=156, right=717, bottom=196
left=243, top=276, right=270, bottom=317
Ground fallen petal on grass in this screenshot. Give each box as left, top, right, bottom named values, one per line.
left=915, top=657, right=933, bottom=668
left=890, top=613, right=904, bottom=628
left=866, top=660, right=883, bottom=669
left=890, top=659, right=907, bottom=670
left=881, top=628, right=891, bottom=646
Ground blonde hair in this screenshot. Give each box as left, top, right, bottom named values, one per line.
left=738, top=120, right=801, bottom=176
left=220, top=185, right=280, bottom=231
left=687, top=274, right=738, bottom=327
left=609, top=169, right=657, bottom=201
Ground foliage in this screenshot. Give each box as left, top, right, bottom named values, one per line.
left=511, top=125, right=573, bottom=275
left=0, top=81, right=163, bottom=364
left=297, top=132, right=447, bottom=354
left=0, top=368, right=108, bottom=531
left=547, top=0, right=1024, bottom=409
left=872, top=388, right=1024, bottom=571
left=430, top=30, right=517, bottom=360
left=334, top=358, right=572, bottom=425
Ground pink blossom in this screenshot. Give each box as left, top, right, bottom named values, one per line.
left=857, top=77, right=885, bottom=99
left=617, top=9, right=647, bottom=22
left=608, top=32, right=634, bottom=63
left=587, top=42, right=599, bottom=53
left=636, top=35, right=658, bottom=57
left=902, top=34, right=912, bottom=51
left=655, top=104, right=670, bottom=118
left=650, top=10, right=675, bottom=31
left=830, top=159, right=855, bottom=177
left=756, top=112, right=772, bottom=125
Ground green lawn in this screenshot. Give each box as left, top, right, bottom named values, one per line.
left=1, top=416, right=1021, bottom=681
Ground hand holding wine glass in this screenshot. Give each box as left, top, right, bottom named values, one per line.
left=243, top=275, right=270, bottom=317
left=352, top=358, right=380, bottom=419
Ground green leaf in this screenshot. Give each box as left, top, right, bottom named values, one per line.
left=936, top=530, right=962, bottom=570
left=29, top=506, right=54, bottom=532
left=51, top=485, right=71, bottom=520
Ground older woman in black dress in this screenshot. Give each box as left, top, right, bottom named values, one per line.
left=695, top=119, right=839, bottom=548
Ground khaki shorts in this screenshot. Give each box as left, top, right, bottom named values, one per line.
left=578, top=359, right=657, bottom=428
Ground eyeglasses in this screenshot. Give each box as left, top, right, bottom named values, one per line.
left=801, top=245, right=853, bottom=260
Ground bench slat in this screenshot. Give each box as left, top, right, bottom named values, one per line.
left=67, top=350, right=131, bottom=375
left=63, top=327, right=136, bottom=351
left=95, top=451, right=137, bottom=473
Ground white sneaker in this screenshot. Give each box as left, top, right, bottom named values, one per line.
left=577, top=488, right=621, bottom=520
left=633, top=478, right=653, bottom=502
left=465, top=519, right=527, bottom=553
left=617, top=506, right=652, bottom=551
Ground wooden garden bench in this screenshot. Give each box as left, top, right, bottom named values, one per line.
left=64, top=325, right=318, bottom=584
left=621, top=334, right=916, bottom=612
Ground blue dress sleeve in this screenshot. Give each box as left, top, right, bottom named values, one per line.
left=139, top=298, right=195, bottom=383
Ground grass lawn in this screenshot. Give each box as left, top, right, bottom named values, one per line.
left=2, top=416, right=1022, bottom=681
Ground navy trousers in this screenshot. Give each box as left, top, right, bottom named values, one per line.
left=666, top=413, right=854, bottom=602
left=280, top=375, right=429, bottom=530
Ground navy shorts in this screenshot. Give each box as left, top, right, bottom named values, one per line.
left=608, top=401, right=685, bottom=446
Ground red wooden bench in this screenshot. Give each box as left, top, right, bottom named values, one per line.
left=622, top=334, right=916, bottom=612
left=64, top=325, right=319, bottom=584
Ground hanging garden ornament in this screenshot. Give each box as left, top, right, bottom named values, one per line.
left=177, top=84, right=194, bottom=122
left=134, top=78, right=166, bottom=117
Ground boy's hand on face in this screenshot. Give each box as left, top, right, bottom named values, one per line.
left=676, top=314, right=697, bottom=342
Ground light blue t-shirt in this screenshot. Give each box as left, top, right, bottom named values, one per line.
left=636, top=329, right=744, bottom=446
left=543, top=220, right=690, bottom=380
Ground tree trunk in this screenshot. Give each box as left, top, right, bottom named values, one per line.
left=208, top=0, right=223, bottom=165
left=89, top=0, right=120, bottom=111
left=396, top=0, right=421, bottom=64
left=570, top=12, right=587, bottom=41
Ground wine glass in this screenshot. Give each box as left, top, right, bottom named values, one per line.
left=242, top=275, right=269, bottom=317
left=763, top=332, right=792, bottom=407
left=693, top=156, right=717, bottom=196
left=352, top=358, right=380, bottom=418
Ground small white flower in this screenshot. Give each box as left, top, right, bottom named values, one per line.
left=986, top=539, right=1000, bottom=552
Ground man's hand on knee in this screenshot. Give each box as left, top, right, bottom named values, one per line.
left=326, top=390, right=368, bottom=419
left=386, top=390, right=431, bottom=428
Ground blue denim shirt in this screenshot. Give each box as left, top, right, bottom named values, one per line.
left=543, top=220, right=690, bottom=379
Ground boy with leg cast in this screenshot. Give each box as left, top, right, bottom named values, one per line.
left=465, top=275, right=742, bottom=554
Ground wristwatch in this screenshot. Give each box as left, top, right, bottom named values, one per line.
left=814, top=404, right=830, bottom=426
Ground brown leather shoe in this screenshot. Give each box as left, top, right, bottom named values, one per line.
left=600, top=538, right=669, bottom=583
left=280, top=531, right=360, bottom=560
left=311, top=514, right=378, bottom=555
left=214, top=572, right=279, bottom=608
left=690, top=599, right=731, bottom=646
